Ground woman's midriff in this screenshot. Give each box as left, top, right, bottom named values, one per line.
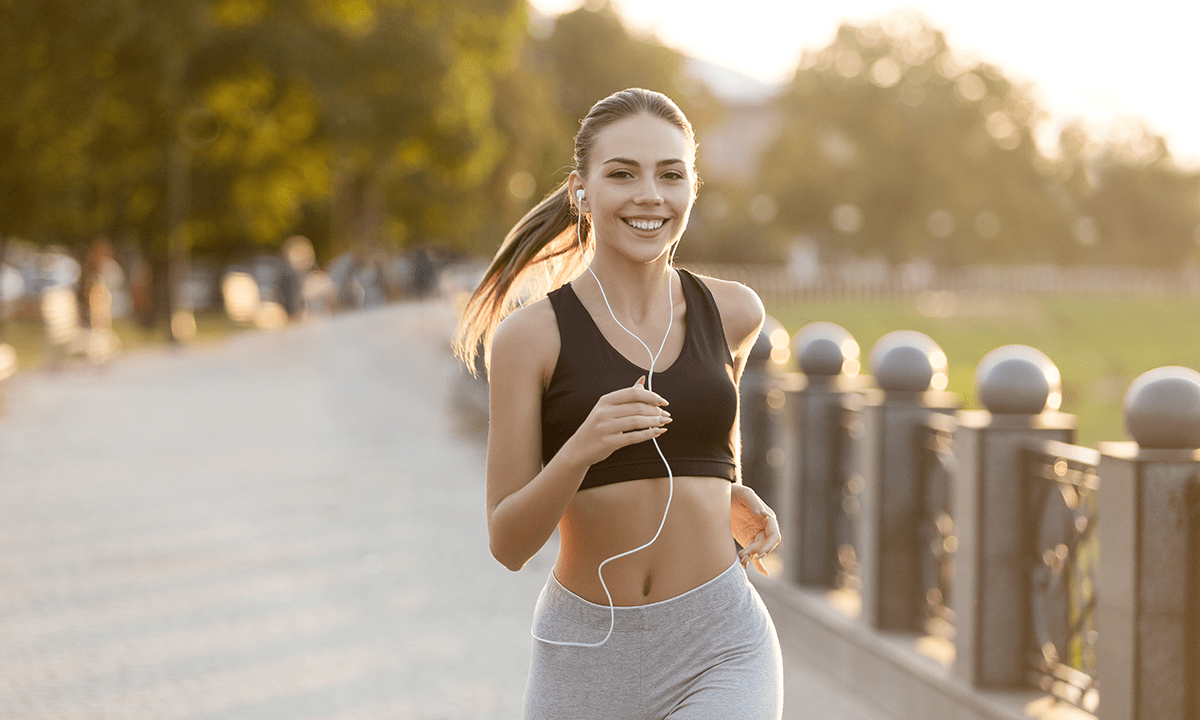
left=553, top=475, right=738, bottom=606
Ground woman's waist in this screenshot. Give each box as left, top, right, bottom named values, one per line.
left=556, top=475, right=736, bottom=605
left=542, top=558, right=747, bottom=630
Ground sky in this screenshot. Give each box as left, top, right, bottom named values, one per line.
left=528, top=0, right=1200, bottom=168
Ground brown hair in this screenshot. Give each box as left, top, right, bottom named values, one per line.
left=453, top=88, right=696, bottom=375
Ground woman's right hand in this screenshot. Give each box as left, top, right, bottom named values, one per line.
left=565, top=376, right=672, bottom=468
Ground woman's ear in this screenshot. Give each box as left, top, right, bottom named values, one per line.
left=568, top=172, right=586, bottom=212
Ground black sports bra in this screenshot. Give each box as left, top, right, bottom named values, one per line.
left=540, top=269, right=738, bottom=490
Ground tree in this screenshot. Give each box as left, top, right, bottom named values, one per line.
left=756, top=16, right=1075, bottom=266
left=0, top=0, right=540, bottom=333
left=1080, top=125, right=1200, bottom=266
left=532, top=2, right=722, bottom=148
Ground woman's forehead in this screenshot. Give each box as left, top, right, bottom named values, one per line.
left=590, top=114, right=695, bottom=167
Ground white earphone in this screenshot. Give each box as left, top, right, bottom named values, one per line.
left=531, top=182, right=676, bottom=649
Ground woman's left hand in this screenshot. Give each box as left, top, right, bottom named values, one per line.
left=730, top=484, right=780, bottom=576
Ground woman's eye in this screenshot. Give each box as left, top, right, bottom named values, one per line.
left=662, top=171, right=684, bottom=180
left=609, top=169, right=633, bottom=178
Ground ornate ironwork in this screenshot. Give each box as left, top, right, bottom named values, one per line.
left=917, top=412, right=957, bottom=640
left=832, top=394, right=864, bottom=592
left=1024, top=440, right=1100, bottom=716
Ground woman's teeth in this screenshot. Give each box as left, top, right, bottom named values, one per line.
left=625, top=218, right=665, bottom=230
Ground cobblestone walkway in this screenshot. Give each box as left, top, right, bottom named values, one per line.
left=0, top=300, right=891, bottom=719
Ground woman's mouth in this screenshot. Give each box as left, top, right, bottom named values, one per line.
left=623, top=217, right=666, bottom=231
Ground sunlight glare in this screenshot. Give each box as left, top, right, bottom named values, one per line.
left=819, top=129, right=858, bottom=167
left=985, top=111, right=1020, bottom=149
left=508, top=171, right=536, bottom=200
left=831, top=204, right=864, bottom=235
left=869, top=57, right=903, bottom=88
left=856, top=23, right=884, bottom=47
left=881, top=13, right=913, bottom=41
left=836, top=49, right=864, bottom=78
left=954, top=72, right=986, bottom=102
left=222, top=271, right=261, bottom=324
left=936, top=52, right=965, bottom=80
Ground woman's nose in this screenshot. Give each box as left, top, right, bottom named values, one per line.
left=634, top=179, right=664, bottom=204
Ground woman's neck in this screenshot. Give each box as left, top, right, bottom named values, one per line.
left=578, top=252, right=675, bottom=325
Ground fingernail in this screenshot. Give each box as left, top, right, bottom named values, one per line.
left=663, top=417, right=673, bottom=423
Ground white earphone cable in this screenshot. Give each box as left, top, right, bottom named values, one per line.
left=531, top=194, right=675, bottom=648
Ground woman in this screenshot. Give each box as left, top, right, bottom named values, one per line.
left=454, top=88, right=783, bottom=719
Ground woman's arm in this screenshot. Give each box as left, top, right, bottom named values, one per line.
left=701, top=277, right=781, bottom=574
left=484, top=302, right=672, bottom=571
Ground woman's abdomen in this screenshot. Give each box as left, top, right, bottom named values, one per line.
left=554, top=476, right=737, bottom=605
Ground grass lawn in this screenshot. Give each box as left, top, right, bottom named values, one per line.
left=763, top=292, right=1200, bottom=448
left=1, top=312, right=247, bottom=374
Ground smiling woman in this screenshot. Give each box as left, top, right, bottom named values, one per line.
left=453, top=89, right=784, bottom=719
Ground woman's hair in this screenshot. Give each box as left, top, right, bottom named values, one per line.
left=452, top=88, right=696, bottom=375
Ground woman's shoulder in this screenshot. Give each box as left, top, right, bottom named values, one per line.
left=686, top=271, right=764, bottom=347
left=490, top=294, right=560, bottom=379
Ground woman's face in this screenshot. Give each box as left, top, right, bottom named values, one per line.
left=578, top=113, right=696, bottom=265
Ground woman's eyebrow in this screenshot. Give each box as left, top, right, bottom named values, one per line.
left=602, top=157, right=687, bottom=168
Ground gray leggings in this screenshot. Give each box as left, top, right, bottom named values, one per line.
left=524, top=561, right=783, bottom=719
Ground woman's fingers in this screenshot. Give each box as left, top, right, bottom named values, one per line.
left=764, top=514, right=781, bottom=553
left=607, top=378, right=669, bottom=408
left=739, top=530, right=773, bottom=576
left=607, top=401, right=670, bottom=420
left=611, top=413, right=671, bottom=434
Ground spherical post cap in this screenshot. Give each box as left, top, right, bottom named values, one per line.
left=748, top=315, right=786, bottom=369
left=975, top=345, right=1061, bottom=415
left=792, top=322, right=859, bottom=377
left=1124, top=366, right=1200, bottom=449
left=869, top=330, right=948, bottom=392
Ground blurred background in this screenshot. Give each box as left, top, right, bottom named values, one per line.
left=1, top=2, right=1198, bottom=717
left=2, top=0, right=1198, bottom=440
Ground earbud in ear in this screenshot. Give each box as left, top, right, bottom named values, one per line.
left=576, top=188, right=585, bottom=202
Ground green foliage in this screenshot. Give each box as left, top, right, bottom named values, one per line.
left=757, top=18, right=1072, bottom=265
left=0, top=0, right=534, bottom=258
left=1082, top=138, right=1200, bottom=265
left=753, top=16, right=1200, bottom=268
left=6, top=3, right=1192, bottom=274
left=531, top=3, right=723, bottom=157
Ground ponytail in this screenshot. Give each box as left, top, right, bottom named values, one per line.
left=452, top=181, right=589, bottom=375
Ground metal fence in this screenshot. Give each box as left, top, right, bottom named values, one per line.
left=917, top=413, right=957, bottom=642
left=738, top=325, right=1200, bottom=720
left=1024, top=440, right=1100, bottom=715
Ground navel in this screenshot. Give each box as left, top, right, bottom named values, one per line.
left=642, top=575, right=652, bottom=597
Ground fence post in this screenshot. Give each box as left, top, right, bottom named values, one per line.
left=858, top=331, right=958, bottom=631
left=1097, top=366, right=1200, bottom=720
left=951, top=345, right=1076, bottom=688
left=740, top=316, right=789, bottom=512
left=782, top=322, right=863, bottom=587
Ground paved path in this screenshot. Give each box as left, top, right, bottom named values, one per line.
left=0, top=300, right=893, bottom=719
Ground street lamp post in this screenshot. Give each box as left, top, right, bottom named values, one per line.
left=165, top=106, right=219, bottom=343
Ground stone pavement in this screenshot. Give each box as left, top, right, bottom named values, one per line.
left=0, top=300, right=894, bottom=719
